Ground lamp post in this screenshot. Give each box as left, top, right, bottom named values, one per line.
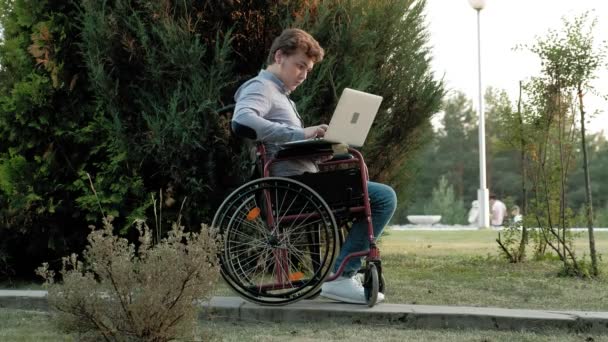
left=469, top=0, right=490, bottom=228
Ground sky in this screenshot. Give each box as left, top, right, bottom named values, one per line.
left=425, top=0, right=608, bottom=136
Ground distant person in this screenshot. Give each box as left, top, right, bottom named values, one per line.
left=467, top=200, right=479, bottom=225
left=490, top=194, right=507, bottom=227
left=511, top=205, right=522, bottom=224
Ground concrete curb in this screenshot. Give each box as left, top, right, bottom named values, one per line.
left=200, top=297, right=608, bottom=333
left=2, top=291, right=607, bottom=333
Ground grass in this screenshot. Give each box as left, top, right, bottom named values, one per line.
left=381, top=228, right=608, bottom=257
left=1, top=308, right=604, bottom=341
left=3, top=229, right=608, bottom=340
left=0, top=309, right=69, bottom=341
left=214, top=229, right=608, bottom=311
left=379, top=229, right=608, bottom=311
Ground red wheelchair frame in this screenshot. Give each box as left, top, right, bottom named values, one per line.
left=212, top=141, right=384, bottom=306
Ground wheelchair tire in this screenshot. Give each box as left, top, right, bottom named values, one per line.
left=212, top=177, right=339, bottom=306
left=364, top=263, right=379, bottom=307
left=304, top=289, right=322, bottom=300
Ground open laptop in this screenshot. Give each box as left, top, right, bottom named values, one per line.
left=282, top=88, right=383, bottom=148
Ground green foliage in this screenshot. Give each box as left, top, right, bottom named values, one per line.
left=292, top=0, right=445, bottom=192
left=436, top=92, right=479, bottom=202
left=37, top=218, right=220, bottom=341
left=393, top=91, right=476, bottom=223
left=596, top=203, right=608, bottom=227
left=519, top=13, right=607, bottom=277
left=424, top=175, right=467, bottom=225
left=567, top=133, right=608, bottom=214
left=528, top=12, right=605, bottom=90
left=76, top=0, right=238, bottom=228
left=0, top=0, right=290, bottom=277
left=0, top=0, right=90, bottom=278
left=224, top=1, right=444, bottom=230
left=557, top=255, right=596, bottom=279
left=496, top=225, right=525, bottom=263
left=0, top=0, right=444, bottom=279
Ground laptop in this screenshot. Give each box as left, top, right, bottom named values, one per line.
left=282, top=88, right=383, bottom=148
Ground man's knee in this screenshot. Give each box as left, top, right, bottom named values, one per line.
left=368, top=182, right=397, bottom=213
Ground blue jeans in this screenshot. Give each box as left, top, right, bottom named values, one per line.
left=332, top=181, right=397, bottom=277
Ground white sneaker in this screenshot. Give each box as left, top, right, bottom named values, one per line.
left=320, top=275, right=385, bottom=304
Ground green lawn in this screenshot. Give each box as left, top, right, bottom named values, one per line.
left=214, top=229, right=608, bottom=311
left=378, top=229, right=608, bottom=311
left=381, top=229, right=608, bottom=257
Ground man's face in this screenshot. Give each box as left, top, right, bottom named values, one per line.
left=274, top=49, right=314, bottom=92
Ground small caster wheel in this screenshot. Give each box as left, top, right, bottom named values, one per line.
left=364, top=263, right=379, bottom=307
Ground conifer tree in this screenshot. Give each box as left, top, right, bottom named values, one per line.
left=0, top=0, right=444, bottom=278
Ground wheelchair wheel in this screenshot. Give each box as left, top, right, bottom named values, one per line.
left=364, top=263, right=379, bottom=307
left=212, top=177, right=339, bottom=305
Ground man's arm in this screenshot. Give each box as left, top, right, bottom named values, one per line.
left=233, top=80, right=305, bottom=143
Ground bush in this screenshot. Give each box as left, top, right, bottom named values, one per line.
left=36, top=217, right=220, bottom=342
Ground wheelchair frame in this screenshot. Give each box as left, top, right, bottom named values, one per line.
left=212, top=142, right=384, bottom=306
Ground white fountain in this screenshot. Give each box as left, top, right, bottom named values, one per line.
left=406, top=215, right=442, bottom=225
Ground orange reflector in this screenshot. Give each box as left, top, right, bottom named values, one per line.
left=289, top=272, right=304, bottom=281
left=246, top=207, right=261, bottom=221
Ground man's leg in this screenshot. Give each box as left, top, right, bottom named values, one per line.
left=321, top=181, right=396, bottom=304
left=333, top=181, right=397, bottom=276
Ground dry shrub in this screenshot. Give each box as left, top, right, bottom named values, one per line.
left=36, top=217, right=220, bottom=341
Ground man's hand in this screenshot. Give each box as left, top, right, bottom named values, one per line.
left=303, top=124, right=329, bottom=139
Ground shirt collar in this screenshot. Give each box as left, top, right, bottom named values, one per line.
left=259, top=69, right=290, bottom=95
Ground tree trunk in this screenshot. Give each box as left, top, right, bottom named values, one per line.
left=577, top=85, right=598, bottom=276
left=516, top=81, right=527, bottom=261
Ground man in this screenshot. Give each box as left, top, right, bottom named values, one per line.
left=490, top=194, right=507, bottom=227
left=232, top=28, right=397, bottom=304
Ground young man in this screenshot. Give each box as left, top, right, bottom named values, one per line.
left=232, top=28, right=397, bottom=304
left=490, top=194, right=507, bottom=227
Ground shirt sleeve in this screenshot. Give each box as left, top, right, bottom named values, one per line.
left=232, top=80, right=305, bottom=143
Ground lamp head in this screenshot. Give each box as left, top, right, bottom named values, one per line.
left=468, top=0, right=486, bottom=10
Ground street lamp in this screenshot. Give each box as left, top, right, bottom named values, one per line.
left=469, top=0, right=490, bottom=228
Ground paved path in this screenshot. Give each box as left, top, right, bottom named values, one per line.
left=390, top=225, right=608, bottom=231
left=2, top=290, right=607, bottom=333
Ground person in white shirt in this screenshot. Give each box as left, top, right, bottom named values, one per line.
left=467, top=200, right=479, bottom=225
left=490, top=194, right=507, bottom=227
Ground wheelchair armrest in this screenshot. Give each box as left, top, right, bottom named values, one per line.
left=218, top=104, right=257, bottom=140
left=232, top=122, right=257, bottom=140
left=328, top=153, right=354, bottom=161
left=275, top=145, right=334, bottom=158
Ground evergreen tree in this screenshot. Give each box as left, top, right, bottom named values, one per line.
left=485, top=87, right=522, bottom=203
left=394, top=91, right=475, bottom=223
left=436, top=91, right=478, bottom=203
left=425, top=175, right=467, bottom=225
left=0, top=0, right=91, bottom=277
left=0, top=0, right=444, bottom=278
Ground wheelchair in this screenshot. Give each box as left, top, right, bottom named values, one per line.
left=212, top=122, right=385, bottom=307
